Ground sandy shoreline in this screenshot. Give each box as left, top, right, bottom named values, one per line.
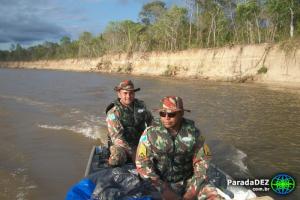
left=1, top=44, right=299, bottom=88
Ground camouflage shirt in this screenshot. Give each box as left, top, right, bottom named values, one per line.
left=106, top=98, right=153, bottom=156
left=136, top=118, right=211, bottom=196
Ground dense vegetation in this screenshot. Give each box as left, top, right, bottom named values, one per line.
left=1, top=0, right=300, bottom=61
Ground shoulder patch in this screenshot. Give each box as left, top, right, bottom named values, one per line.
left=137, top=108, right=145, bottom=113
left=137, top=143, right=147, bottom=159
left=140, top=135, right=148, bottom=142
left=203, top=143, right=212, bottom=157
left=107, top=113, right=116, bottom=120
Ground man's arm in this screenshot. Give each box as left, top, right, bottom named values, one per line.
left=135, top=131, right=165, bottom=191
left=183, top=129, right=212, bottom=199
left=106, top=108, right=133, bottom=155
left=136, top=130, right=182, bottom=200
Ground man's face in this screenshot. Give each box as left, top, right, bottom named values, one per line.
left=160, top=111, right=183, bottom=129
left=118, top=89, right=135, bottom=106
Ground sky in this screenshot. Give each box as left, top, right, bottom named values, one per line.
left=0, top=0, right=183, bottom=50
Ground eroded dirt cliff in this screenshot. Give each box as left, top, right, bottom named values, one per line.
left=1, top=44, right=299, bottom=85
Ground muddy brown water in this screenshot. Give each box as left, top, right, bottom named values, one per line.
left=0, top=68, right=299, bottom=199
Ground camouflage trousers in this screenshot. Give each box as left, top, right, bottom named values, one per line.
left=169, top=179, right=224, bottom=200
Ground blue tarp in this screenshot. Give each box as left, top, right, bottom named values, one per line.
left=65, top=178, right=96, bottom=200
left=65, top=177, right=152, bottom=200
left=65, top=165, right=156, bottom=200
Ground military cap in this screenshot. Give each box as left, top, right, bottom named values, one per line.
left=114, top=80, right=140, bottom=92
left=156, top=96, right=191, bottom=113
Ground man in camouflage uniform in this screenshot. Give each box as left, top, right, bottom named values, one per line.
left=136, top=96, right=222, bottom=200
left=106, top=80, right=153, bottom=166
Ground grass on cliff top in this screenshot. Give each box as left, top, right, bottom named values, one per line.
left=279, top=37, right=300, bottom=55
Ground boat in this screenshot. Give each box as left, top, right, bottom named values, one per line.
left=66, top=145, right=259, bottom=200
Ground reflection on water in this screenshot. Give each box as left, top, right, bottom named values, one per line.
left=0, top=68, right=299, bottom=199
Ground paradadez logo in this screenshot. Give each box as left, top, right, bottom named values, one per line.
left=271, top=173, right=296, bottom=195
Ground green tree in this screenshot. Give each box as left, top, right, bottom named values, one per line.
left=103, top=20, right=146, bottom=53
left=78, top=32, right=94, bottom=58
left=195, top=0, right=230, bottom=47
left=236, top=0, right=261, bottom=44
left=92, top=34, right=105, bottom=57
left=265, top=0, right=300, bottom=41
left=43, top=41, right=59, bottom=60
left=152, top=6, right=189, bottom=51
left=69, top=40, right=80, bottom=58
left=184, top=0, right=196, bottom=47
left=0, top=50, right=10, bottom=61
left=139, top=1, right=167, bottom=25
left=14, top=44, right=25, bottom=61
left=59, top=36, right=72, bottom=58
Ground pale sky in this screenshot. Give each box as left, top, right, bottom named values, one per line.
left=0, top=0, right=183, bottom=50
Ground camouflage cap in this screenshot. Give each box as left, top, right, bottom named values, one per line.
left=114, top=80, right=140, bottom=92
left=156, top=96, right=191, bottom=113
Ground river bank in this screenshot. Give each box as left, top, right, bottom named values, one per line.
left=1, top=44, right=299, bottom=87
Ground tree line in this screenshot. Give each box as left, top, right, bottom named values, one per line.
left=1, top=0, right=300, bottom=61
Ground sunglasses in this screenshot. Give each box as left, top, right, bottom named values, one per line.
left=159, top=111, right=178, bottom=118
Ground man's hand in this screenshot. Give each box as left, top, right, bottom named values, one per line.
left=199, top=185, right=224, bottom=200
left=183, top=191, right=195, bottom=200
left=161, top=183, right=181, bottom=200
left=108, top=145, right=126, bottom=166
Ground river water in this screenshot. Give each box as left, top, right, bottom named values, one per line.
left=0, top=68, right=299, bottom=199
